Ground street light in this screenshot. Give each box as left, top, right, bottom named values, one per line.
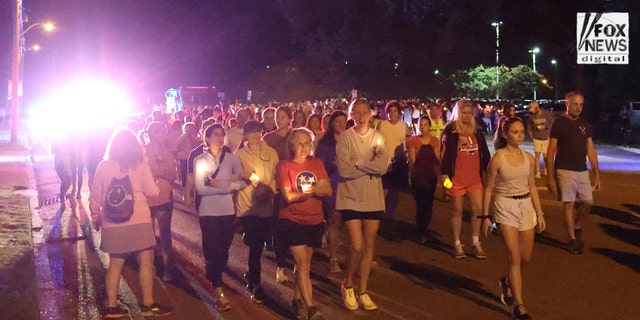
left=10, top=0, right=54, bottom=143
left=491, top=21, right=503, bottom=100
left=528, top=47, right=540, bottom=101
left=551, top=59, right=558, bottom=101
left=22, top=22, right=55, bottom=35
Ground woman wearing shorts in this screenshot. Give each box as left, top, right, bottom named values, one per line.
left=336, top=99, right=389, bottom=311
left=276, top=128, right=332, bottom=320
left=482, top=117, right=546, bottom=320
left=440, top=99, right=491, bottom=259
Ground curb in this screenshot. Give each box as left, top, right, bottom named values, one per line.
left=25, top=129, right=61, bottom=320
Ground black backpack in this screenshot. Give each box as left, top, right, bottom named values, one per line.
left=103, top=175, right=135, bottom=223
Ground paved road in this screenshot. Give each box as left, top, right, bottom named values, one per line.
left=23, top=131, right=640, bottom=320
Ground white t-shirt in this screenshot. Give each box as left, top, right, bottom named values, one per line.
left=378, top=120, right=409, bottom=160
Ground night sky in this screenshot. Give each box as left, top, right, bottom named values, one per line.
left=1, top=0, right=638, bottom=109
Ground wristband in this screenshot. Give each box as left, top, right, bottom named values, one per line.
left=537, top=212, right=544, bottom=217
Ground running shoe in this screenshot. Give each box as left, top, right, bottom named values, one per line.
left=473, top=243, right=486, bottom=259
left=104, top=305, right=129, bottom=318
left=307, top=306, right=324, bottom=320
left=291, top=299, right=306, bottom=319
left=251, top=287, right=265, bottom=304
left=453, top=244, right=466, bottom=259
left=214, top=288, right=231, bottom=312
left=499, top=276, right=514, bottom=306
left=358, top=293, right=378, bottom=310
left=567, top=239, right=583, bottom=254
left=340, top=285, right=358, bottom=310
left=512, top=304, right=532, bottom=320
left=139, top=303, right=172, bottom=317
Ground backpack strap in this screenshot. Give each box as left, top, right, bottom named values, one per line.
left=210, top=149, right=228, bottom=179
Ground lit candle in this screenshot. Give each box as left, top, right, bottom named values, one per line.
left=374, top=138, right=382, bottom=152
left=196, top=160, right=209, bottom=177
left=250, top=173, right=260, bottom=184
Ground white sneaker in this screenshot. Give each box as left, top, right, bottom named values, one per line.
left=535, top=172, right=542, bottom=179
left=340, top=285, right=358, bottom=310
left=358, top=293, right=378, bottom=310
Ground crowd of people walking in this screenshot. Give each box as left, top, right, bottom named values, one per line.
left=65, top=92, right=601, bottom=319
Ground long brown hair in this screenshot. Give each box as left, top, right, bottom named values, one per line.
left=106, top=129, right=144, bottom=173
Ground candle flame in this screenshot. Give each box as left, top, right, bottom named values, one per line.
left=250, top=173, right=260, bottom=183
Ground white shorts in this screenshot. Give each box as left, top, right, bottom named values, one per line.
left=532, top=138, right=549, bottom=154
left=494, top=196, right=537, bottom=231
left=556, top=169, right=593, bottom=202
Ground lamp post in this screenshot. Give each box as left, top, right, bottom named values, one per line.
left=551, top=59, right=558, bottom=101
left=10, top=0, right=22, bottom=143
left=528, top=47, right=540, bottom=101
left=10, top=0, right=54, bottom=143
left=491, top=21, right=503, bottom=100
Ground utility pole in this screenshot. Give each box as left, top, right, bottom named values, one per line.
left=492, top=21, right=502, bottom=100
left=10, top=0, right=23, bottom=143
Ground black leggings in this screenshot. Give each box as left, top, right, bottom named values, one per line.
left=239, top=216, right=273, bottom=285
left=199, top=214, right=236, bottom=288
left=411, top=178, right=437, bottom=234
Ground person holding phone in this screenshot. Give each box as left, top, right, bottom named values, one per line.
left=482, top=117, right=546, bottom=320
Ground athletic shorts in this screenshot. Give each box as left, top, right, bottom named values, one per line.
left=340, top=210, right=386, bottom=222
left=556, top=169, right=593, bottom=202
left=276, top=219, right=324, bottom=248
left=532, top=138, right=549, bottom=154
left=494, top=196, right=537, bottom=231
left=445, top=181, right=483, bottom=198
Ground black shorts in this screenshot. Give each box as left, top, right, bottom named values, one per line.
left=382, top=157, right=409, bottom=189
left=340, top=210, right=386, bottom=222
left=276, top=219, right=325, bottom=248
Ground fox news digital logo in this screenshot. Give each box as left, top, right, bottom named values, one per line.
left=577, top=12, right=629, bottom=64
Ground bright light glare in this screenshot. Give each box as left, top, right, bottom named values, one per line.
left=43, top=23, right=55, bottom=32
left=27, top=78, right=134, bottom=140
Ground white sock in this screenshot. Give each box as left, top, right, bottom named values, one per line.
left=454, top=240, right=461, bottom=246
left=472, top=236, right=480, bottom=246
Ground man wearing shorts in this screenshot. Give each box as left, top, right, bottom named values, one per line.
left=527, top=101, right=554, bottom=178
left=546, top=92, right=601, bottom=254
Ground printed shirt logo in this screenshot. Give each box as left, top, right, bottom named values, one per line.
left=579, top=126, right=588, bottom=135
left=296, top=171, right=317, bottom=191
left=577, top=12, right=629, bottom=64
left=459, top=136, right=478, bottom=155
left=533, top=117, right=546, bottom=131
